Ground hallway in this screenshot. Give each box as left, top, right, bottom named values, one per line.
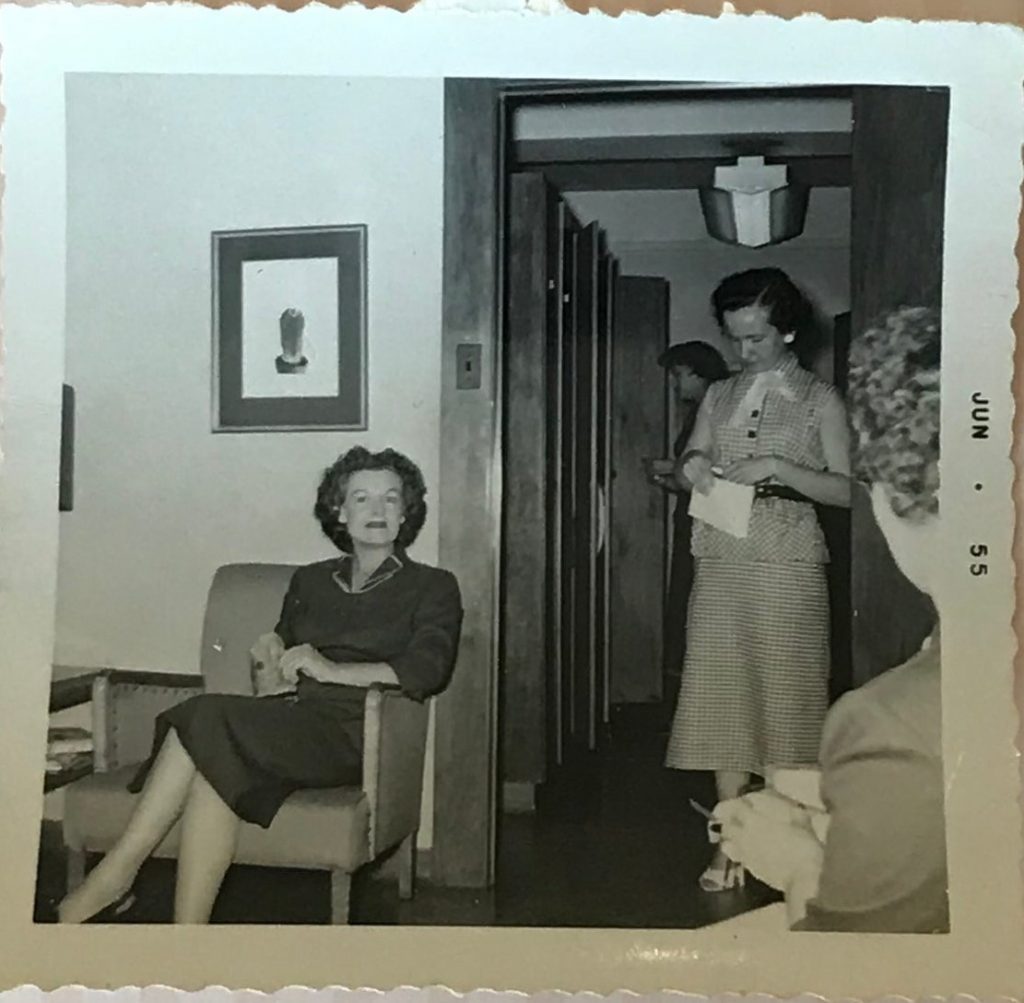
left=494, top=703, right=779, bottom=928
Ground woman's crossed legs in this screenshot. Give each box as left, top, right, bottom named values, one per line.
left=58, top=728, right=241, bottom=924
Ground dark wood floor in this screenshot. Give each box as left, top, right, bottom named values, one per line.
left=35, top=704, right=777, bottom=927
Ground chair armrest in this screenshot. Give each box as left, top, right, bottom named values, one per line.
left=92, top=669, right=204, bottom=772
left=361, top=686, right=430, bottom=857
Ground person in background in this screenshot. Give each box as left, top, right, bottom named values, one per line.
left=647, top=342, right=730, bottom=705
left=713, top=305, right=946, bottom=933
left=664, top=268, right=852, bottom=892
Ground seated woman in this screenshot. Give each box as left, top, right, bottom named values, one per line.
left=58, top=446, right=463, bottom=925
left=713, top=305, right=947, bottom=933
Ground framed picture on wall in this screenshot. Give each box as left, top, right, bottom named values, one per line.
left=58, top=383, right=75, bottom=512
left=212, top=224, right=367, bottom=432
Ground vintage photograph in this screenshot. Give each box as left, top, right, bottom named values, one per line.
left=35, top=74, right=947, bottom=933
left=0, top=5, right=1021, bottom=997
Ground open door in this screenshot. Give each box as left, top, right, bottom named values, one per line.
left=596, top=251, right=617, bottom=729
left=572, top=222, right=603, bottom=750
left=502, top=173, right=619, bottom=803
left=501, top=171, right=560, bottom=796
left=849, top=85, right=947, bottom=686
left=608, top=276, right=670, bottom=705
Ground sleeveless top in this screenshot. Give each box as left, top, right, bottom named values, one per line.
left=691, top=355, right=836, bottom=565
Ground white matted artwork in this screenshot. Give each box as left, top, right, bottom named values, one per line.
left=0, top=4, right=1022, bottom=1000
left=211, top=224, right=366, bottom=431
left=240, top=257, right=340, bottom=400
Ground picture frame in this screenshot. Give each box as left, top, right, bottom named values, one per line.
left=211, top=224, right=367, bottom=432
left=58, top=383, right=74, bottom=512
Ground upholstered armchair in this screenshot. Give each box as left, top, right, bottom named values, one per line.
left=62, top=563, right=430, bottom=923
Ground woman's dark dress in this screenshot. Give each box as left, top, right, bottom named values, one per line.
left=129, top=553, right=463, bottom=828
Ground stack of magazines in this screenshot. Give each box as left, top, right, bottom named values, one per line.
left=45, top=726, right=93, bottom=775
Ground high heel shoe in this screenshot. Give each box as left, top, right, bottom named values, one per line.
left=86, top=889, right=137, bottom=923
left=58, top=886, right=137, bottom=924
left=698, top=857, right=745, bottom=892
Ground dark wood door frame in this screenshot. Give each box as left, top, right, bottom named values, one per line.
left=433, top=79, right=505, bottom=888
left=848, top=85, right=947, bottom=686
left=434, top=79, right=875, bottom=889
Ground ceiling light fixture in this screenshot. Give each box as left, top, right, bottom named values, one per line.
left=699, top=155, right=809, bottom=248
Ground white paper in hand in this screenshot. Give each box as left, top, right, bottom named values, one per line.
left=768, top=767, right=831, bottom=843
left=688, top=477, right=755, bottom=538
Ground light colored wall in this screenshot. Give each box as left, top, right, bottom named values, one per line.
left=515, top=96, right=852, bottom=141
left=566, top=188, right=851, bottom=366
left=55, top=73, right=445, bottom=840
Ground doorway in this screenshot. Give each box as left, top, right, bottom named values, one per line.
left=433, top=80, right=947, bottom=911
left=499, top=84, right=860, bottom=803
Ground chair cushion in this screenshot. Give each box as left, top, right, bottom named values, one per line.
left=64, top=766, right=371, bottom=872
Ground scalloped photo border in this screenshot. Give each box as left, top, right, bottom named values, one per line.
left=0, top=4, right=1021, bottom=999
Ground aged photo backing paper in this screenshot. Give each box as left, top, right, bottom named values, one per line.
left=0, top=2, right=1022, bottom=997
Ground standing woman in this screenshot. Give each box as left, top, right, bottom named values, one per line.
left=713, top=306, right=946, bottom=932
left=664, top=268, right=852, bottom=892
left=648, top=342, right=730, bottom=703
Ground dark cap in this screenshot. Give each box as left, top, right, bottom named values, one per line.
left=657, top=341, right=730, bottom=382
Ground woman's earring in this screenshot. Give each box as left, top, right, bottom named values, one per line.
left=783, top=333, right=796, bottom=344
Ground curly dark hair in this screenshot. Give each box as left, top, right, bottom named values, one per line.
left=847, top=306, right=940, bottom=521
left=315, top=446, right=428, bottom=553
left=711, top=267, right=818, bottom=356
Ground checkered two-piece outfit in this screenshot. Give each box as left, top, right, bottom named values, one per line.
left=664, top=355, right=836, bottom=775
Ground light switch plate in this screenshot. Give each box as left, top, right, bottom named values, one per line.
left=456, top=343, right=482, bottom=390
